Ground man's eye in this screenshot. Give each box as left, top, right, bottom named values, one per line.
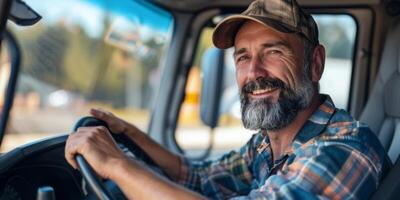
left=237, top=56, right=248, bottom=62
left=268, top=50, right=282, bottom=55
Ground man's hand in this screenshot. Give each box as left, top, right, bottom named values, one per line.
left=65, top=126, right=128, bottom=179
left=89, top=108, right=183, bottom=181
left=90, top=108, right=136, bottom=135
left=64, top=125, right=205, bottom=200
left=64, top=111, right=205, bottom=199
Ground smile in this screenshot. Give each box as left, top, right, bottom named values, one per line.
left=251, top=87, right=279, bottom=95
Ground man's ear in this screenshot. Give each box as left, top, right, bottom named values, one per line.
left=311, top=44, right=325, bottom=82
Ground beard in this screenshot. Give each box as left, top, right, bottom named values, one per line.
left=240, top=75, right=314, bottom=131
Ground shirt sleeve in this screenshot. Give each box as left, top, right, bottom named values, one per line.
left=176, top=133, right=262, bottom=199
left=230, top=141, right=383, bottom=200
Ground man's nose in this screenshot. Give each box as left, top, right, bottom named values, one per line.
left=247, top=56, right=268, bottom=80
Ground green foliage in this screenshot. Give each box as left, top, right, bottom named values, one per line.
left=11, top=16, right=166, bottom=108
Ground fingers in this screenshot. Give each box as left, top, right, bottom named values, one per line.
left=90, top=108, right=113, bottom=120
left=65, top=134, right=80, bottom=170
left=65, top=126, right=110, bottom=170
left=90, top=108, right=127, bottom=134
left=65, top=126, right=126, bottom=178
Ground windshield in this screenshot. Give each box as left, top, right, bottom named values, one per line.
left=1, top=0, right=173, bottom=152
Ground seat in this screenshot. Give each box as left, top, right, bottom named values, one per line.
left=360, top=18, right=400, bottom=199
left=360, top=18, right=400, bottom=163
left=371, top=158, right=400, bottom=200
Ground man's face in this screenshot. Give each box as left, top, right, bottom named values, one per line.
left=234, top=21, right=314, bottom=130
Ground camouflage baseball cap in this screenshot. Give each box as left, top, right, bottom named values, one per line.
left=212, top=0, right=319, bottom=49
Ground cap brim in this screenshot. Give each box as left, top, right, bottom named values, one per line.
left=212, top=15, right=296, bottom=49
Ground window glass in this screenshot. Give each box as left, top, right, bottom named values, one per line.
left=1, top=0, right=173, bottom=152
left=315, top=15, right=356, bottom=109
left=176, top=14, right=357, bottom=159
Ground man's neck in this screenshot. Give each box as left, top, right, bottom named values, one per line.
left=267, top=94, right=322, bottom=161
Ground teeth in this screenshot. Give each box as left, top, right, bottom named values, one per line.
left=252, top=87, right=276, bottom=95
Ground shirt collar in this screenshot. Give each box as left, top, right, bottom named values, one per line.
left=284, top=94, right=336, bottom=154
left=257, top=94, right=336, bottom=156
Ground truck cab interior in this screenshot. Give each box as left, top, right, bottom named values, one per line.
left=0, top=0, right=399, bottom=199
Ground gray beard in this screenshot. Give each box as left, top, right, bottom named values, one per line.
left=240, top=77, right=314, bottom=131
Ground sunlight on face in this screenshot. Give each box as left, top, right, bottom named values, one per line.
left=234, top=21, right=314, bottom=130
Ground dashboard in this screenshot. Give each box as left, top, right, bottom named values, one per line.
left=0, top=132, right=167, bottom=200
left=0, top=135, right=84, bottom=200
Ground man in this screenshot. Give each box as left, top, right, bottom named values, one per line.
left=65, top=0, right=387, bottom=199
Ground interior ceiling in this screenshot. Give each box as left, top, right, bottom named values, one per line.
left=151, top=0, right=382, bottom=13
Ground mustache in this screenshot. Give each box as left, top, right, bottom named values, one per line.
left=241, top=77, right=287, bottom=94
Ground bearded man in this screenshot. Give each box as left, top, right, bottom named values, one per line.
left=65, top=0, right=388, bottom=199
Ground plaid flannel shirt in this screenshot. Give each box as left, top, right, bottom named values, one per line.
left=177, top=95, right=387, bottom=199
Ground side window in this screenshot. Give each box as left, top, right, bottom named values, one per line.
left=1, top=0, right=173, bottom=152
left=176, top=14, right=357, bottom=158
left=315, top=15, right=356, bottom=109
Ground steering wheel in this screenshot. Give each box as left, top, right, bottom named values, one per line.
left=72, top=116, right=164, bottom=200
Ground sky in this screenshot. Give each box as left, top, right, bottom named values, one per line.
left=23, top=0, right=356, bottom=41
left=24, top=0, right=173, bottom=39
